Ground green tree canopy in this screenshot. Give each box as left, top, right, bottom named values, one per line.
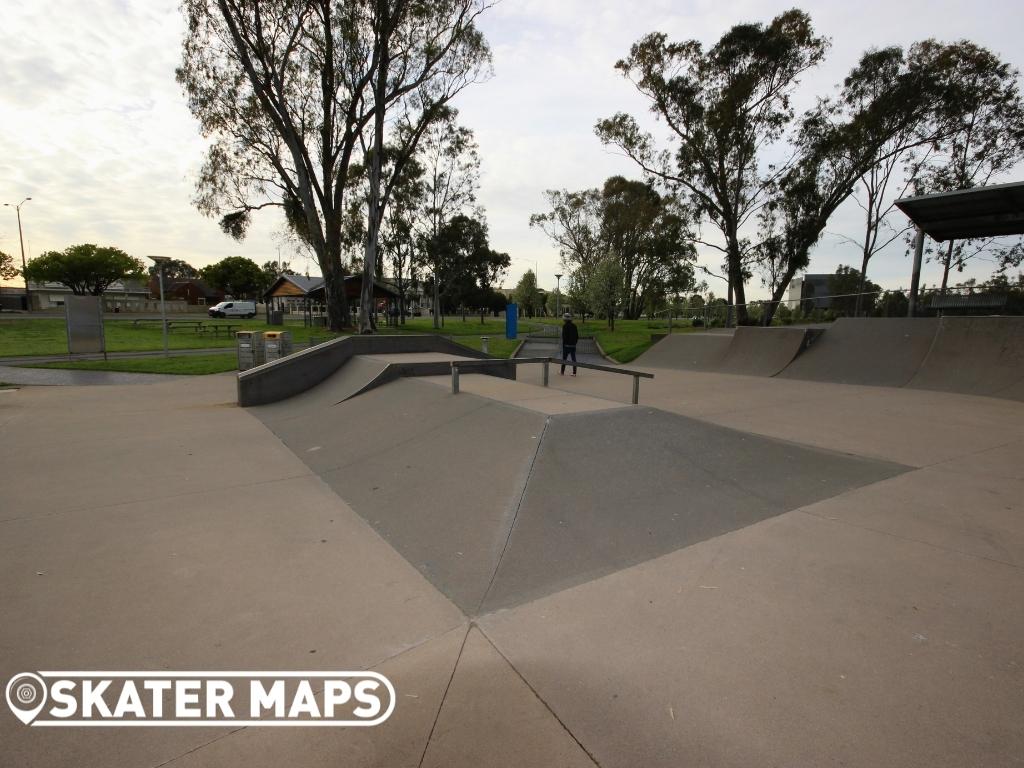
left=828, top=265, right=881, bottom=316
left=513, top=270, right=540, bottom=317
left=148, top=258, right=198, bottom=280
left=22, top=244, right=145, bottom=295
left=0, top=250, right=17, bottom=281
left=586, top=257, right=625, bottom=330
left=200, top=256, right=265, bottom=299
left=531, top=176, right=696, bottom=320
left=425, top=215, right=509, bottom=313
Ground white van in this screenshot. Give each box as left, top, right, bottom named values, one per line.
left=208, top=300, right=257, bottom=319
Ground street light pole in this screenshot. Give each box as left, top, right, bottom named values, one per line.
left=555, top=273, right=562, bottom=316
left=3, top=197, right=32, bottom=311
left=148, top=256, right=171, bottom=357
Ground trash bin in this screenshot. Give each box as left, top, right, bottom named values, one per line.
left=236, top=331, right=265, bottom=371
left=263, top=330, right=293, bottom=362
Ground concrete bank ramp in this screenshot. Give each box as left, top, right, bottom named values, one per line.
left=909, top=316, right=1024, bottom=400
left=778, top=317, right=939, bottom=387
left=250, top=355, right=393, bottom=424
left=716, top=326, right=813, bottom=376
left=635, top=332, right=733, bottom=370
left=237, top=334, right=500, bottom=406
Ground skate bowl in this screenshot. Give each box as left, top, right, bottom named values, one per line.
left=237, top=334, right=506, bottom=406
left=715, top=326, right=816, bottom=377
left=778, top=317, right=939, bottom=387
left=635, top=332, right=733, bottom=370
left=909, top=316, right=1024, bottom=400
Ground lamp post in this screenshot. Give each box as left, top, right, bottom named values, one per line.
left=554, top=273, right=563, bottom=317
left=147, top=255, right=171, bottom=357
left=3, top=197, right=32, bottom=311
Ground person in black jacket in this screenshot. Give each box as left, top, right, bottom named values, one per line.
left=560, top=312, right=578, bottom=376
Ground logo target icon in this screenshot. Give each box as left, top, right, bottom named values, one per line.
left=6, top=673, right=48, bottom=725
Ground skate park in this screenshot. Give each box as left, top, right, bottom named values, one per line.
left=3, top=305, right=1024, bottom=767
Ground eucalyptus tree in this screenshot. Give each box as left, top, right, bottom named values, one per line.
left=596, top=9, right=829, bottom=324
left=411, top=110, right=483, bottom=327
left=177, top=0, right=492, bottom=331
left=909, top=41, right=1024, bottom=291
left=757, top=40, right=1024, bottom=324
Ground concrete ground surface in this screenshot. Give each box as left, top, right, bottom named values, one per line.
left=2, top=360, right=1023, bottom=767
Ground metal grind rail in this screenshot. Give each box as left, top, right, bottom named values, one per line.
left=450, top=357, right=654, bottom=405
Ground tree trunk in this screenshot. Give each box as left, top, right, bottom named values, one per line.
left=940, top=240, right=955, bottom=294
left=432, top=274, right=440, bottom=329
left=854, top=248, right=870, bottom=317
left=360, top=4, right=389, bottom=334
left=323, top=266, right=349, bottom=331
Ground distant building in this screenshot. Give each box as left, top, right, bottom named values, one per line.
left=27, top=280, right=151, bottom=311
left=147, top=277, right=224, bottom=306
left=787, top=274, right=836, bottom=310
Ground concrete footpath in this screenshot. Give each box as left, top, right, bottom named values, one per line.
left=1, top=368, right=1023, bottom=766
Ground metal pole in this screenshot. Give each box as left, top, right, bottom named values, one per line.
left=542, top=359, right=549, bottom=387
left=632, top=375, right=640, bottom=405
left=451, top=364, right=459, bottom=394
left=15, top=204, right=30, bottom=311
left=159, top=264, right=168, bottom=357
left=908, top=228, right=925, bottom=318
left=555, top=273, right=562, bottom=317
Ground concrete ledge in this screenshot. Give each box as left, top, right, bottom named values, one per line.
left=237, top=335, right=496, bottom=406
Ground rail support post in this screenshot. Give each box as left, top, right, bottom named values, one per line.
left=632, top=374, right=640, bottom=405
left=452, top=364, right=460, bottom=394
left=542, top=359, right=549, bottom=387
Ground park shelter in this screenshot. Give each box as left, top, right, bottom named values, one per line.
left=263, top=273, right=400, bottom=324
left=895, top=180, right=1024, bottom=315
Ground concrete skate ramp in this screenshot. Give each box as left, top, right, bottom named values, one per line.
left=254, top=378, right=546, bottom=614
left=908, top=316, right=1024, bottom=400
left=237, top=333, right=496, bottom=406
left=516, top=337, right=604, bottom=365
left=715, top=326, right=813, bottom=377
left=257, top=377, right=909, bottom=615
left=249, top=354, right=392, bottom=424
left=635, top=332, right=733, bottom=370
left=778, top=317, right=939, bottom=387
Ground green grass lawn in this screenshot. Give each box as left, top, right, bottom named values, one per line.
left=0, top=317, right=340, bottom=358
left=0, top=314, right=692, bottom=365
left=24, top=353, right=239, bottom=375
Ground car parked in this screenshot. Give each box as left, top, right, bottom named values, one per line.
left=208, top=300, right=256, bottom=319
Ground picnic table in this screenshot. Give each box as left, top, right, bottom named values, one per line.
left=130, top=319, right=239, bottom=336
left=202, top=324, right=239, bottom=337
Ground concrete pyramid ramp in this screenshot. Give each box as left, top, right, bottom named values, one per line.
left=716, top=326, right=813, bottom=377
left=635, top=332, right=733, bottom=370
left=909, top=316, right=1024, bottom=400
left=254, top=377, right=908, bottom=618
left=778, top=317, right=939, bottom=387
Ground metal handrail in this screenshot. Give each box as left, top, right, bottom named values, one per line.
left=450, top=357, right=653, bottom=405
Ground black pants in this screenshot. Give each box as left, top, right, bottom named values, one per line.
left=561, top=344, right=577, bottom=374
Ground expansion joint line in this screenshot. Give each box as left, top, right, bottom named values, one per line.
left=416, top=624, right=472, bottom=768
left=475, top=416, right=551, bottom=615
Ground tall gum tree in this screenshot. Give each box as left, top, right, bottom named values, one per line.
left=757, top=39, right=1023, bottom=325
left=596, top=9, right=829, bottom=325
left=177, top=0, right=491, bottom=331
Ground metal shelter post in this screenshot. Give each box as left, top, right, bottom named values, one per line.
left=908, top=228, right=924, bottom=317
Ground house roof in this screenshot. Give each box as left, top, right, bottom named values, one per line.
left=895, top=181, right=1024, bottom=242
left=265, top=273, right=399, bottom=299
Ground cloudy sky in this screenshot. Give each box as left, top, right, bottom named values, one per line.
left=2, top=0, right=1023, bottom=296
